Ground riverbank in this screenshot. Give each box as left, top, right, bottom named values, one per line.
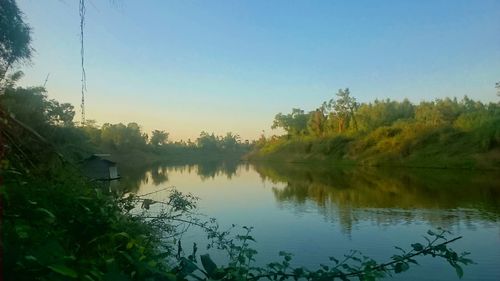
left=247, top=124, right=500, bottom=170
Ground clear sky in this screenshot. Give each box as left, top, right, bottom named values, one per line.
left=16, top=0, right=500, bottom=141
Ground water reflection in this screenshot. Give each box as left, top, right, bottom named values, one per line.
left=117, top=160, right=243, bottom=192
left=255, top=163, right=500, bottom=232
left=120, top=160, right=500, bottom=230
left=118, top=161, right=500, bottom=280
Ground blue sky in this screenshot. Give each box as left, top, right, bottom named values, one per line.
left=17, top=0, right=500, bottom=140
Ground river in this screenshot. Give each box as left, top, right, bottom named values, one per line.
left=115, top=161, right=500, bottom=280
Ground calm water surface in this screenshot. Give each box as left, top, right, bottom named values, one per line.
left=118, top=162, right=500, bottom=281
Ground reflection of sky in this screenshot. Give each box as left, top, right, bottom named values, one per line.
left=124, top=164, right=500, bottom=280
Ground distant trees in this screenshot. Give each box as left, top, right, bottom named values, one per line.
left=261, top=87, right=500, bottom=165
left=196, top=131, right=246, bottom=152
left=221, top=132, right=240, bottom=151
left=271, top=88, right=360, bottom=137
left=255, top=92, right=500, bottom=169
left=0, top=79, right=251, bottom=159
left=100, top=122, right=148, bottom=150
left=150, top=130, right=169, bottom=147
left=197, top=131, right=219, bottom=151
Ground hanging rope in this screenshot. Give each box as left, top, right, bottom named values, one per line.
left=79, top=0, right=87, bottom=125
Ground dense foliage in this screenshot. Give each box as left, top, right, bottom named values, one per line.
left=251, top=89, right=500, bottom=169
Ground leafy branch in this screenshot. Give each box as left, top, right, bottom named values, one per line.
left=173, top=228, right=472, bottom=281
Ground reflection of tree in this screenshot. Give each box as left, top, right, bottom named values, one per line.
left=196, top=160, right=239, bottom=180
left=116, top=160, right=243, bottom=192
left=255, top=163, right=500, bottom=233
left=151, top=166, right=168, bottom=185
left=116, top=165, right=153, bottom=193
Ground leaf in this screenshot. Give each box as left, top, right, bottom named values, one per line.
left=455, top=264, right=464, bottom=279
left=394, top=246, right=406, bottom=253
left=36, top=208, right=56, bottom=220
left=180, top=257, right=198, bottom=275
left=293, top=268, right=304, bottom=276
left=411, top=243, right=424, bottom=251
left=200, top=254, right=218, bottom=278
left=401, top=262, right=410, bottom=272
left=48, top=264, right=78, bottom=278
left=24, top=255, right=37, bottom=262
left=329, top=257, right=339, bottom=264
left=15, top=225, right=30, bottom=239
left=394, top=262, right=409, bottom=273
left=406, top=258, right=419, bottom=265
left=113, top=232, right=130, bottom=240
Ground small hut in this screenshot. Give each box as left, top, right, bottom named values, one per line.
left=82, top=154, right=120, bottom=180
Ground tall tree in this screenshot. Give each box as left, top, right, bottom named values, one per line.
left=324, top=88, right=359, bottom=133
left=0, top=0, right=32, bottom=84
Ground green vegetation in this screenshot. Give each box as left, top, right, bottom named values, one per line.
left=250, top=89, right=500, bottom=169
left=0, top=0, right=32, bottom=83
left=0, top=1, right=482, bottom=280
left=1, top=101, right=474, bottom=280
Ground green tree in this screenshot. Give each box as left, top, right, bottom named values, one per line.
left=150, top=130, right=169, bottom=147
left=0, top=85, right=75, bottom=129
left=0, top=0, right=32, bottom=84
left=197, top=131, right=219, bottom=151
left=125, top=122, right=147, bottom=148
left=307, top=108, right=326, bottom=137
left=271, top=108, right=309, bottom=136
left=356, top=99, right=414, bottom=132
left=82, top=120, right=101, bottom=145
left=100, top=122, right=147, bottom=149
left=324, top=88, right=359, bottom=133
left=221, top=132, right=240, bottom=151
left=47, top=101, right=75, bottom=126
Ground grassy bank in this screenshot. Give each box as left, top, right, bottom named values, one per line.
left=248, top=119, right=500, bottom=170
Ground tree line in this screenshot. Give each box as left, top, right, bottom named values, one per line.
left=0, top=75, right=251, bottom=162
left=271, top=88, right=498, bottom=138
left=253, top=88, right=500, bottom=169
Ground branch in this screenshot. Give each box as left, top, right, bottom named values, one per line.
left=343, top=235, right=462, bottom=279
left=248, top=234, right=463, bottom=281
